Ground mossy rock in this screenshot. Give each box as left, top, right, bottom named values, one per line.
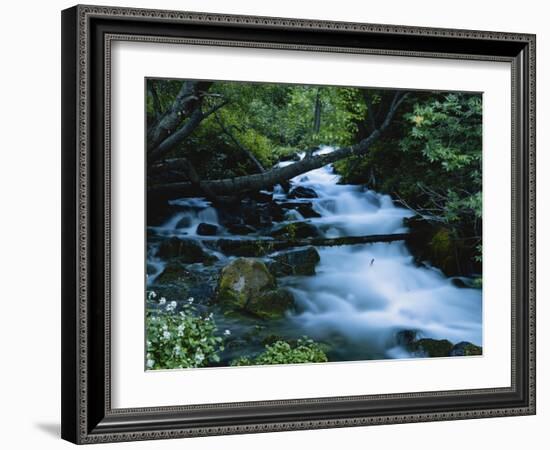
left=216, top=258, right=276, bottom=309
left=449, top=341, right=482, bottom=356
left=246, top=288, right=295, bottom=320
left=410, top=338, right=453, bottom=357
left=404, top=215, right=476, bottom=277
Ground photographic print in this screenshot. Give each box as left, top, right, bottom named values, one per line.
left=145, top=79, right=483, bottom=370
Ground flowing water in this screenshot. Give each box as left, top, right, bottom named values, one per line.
left=148, top=146, right=482, bottom=361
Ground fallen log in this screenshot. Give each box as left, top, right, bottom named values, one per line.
left=212, top=233, right=412, bottom=257
left=149, top=92, right=408, bottom=198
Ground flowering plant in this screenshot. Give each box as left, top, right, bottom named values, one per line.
left=146, top=292, right=225, bottom=370
left=231, top=338, right=328, bottom=366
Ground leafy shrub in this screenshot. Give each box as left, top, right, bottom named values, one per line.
left=146, top=292, right=226, bottom=370
left=231, top=338, right=328, bottom=366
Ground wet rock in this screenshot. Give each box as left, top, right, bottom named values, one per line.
left=395, top=330, right=418, bottom=347
left=279, top=153, right=301, bottom=162
left=248, top=190, right=272, bottom=203
left=241, top=201, right=273, bottom=227
left=288, top=186, right=318, bottom=199
left=155, top=261, right=189, bottom=284
left=267, top=246, right=321, bottom=276
left=246, top=288, right=295, bottom=319
left=410, top=338, right=453, bottom=357
left=449, top=341, right=482, bottom=356
left=216, top=258, right=276, bottom=310
left=226, top=223, right=257, bottom=235
left=196, top=223, right=218, bottom=236
left=279, top=201, right=321, bottom=218
left=175, top=216, right=192, bottom=229
left=451, top=277, right=468, bottom=288
left=157, top=237, right=216, bottom=264
left=269, top=221, right=321, bottom=239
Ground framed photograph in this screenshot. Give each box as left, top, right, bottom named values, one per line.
left=61, top=5, right=536, bottom=444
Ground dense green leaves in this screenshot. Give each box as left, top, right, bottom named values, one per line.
left=146, top=292, right=225, bottom=370
left=231, top=338, right=328, bottom=366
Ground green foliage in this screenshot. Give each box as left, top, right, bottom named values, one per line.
left=146, top=292, right=225, bottom=370
left=335, top=92, right=482, bottom=267
left=231, top=338, right=328, bottom=366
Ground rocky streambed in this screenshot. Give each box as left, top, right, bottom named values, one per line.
left=147, top=150, right=482, bottom=365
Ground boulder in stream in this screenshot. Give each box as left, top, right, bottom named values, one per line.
left=216, top=257, right=294, bottom=319
left=267, top=246, right=321, bottom=276
left=449, top=341, right=482, bottom=356
left=288, top=186, right=318, bottom=199
left=196, top=222, right=218, bottom=236
left=409, top=338, right=454, bottom=358
left=246, top=288, right=295, bottom=320
left=226, top=223, right=257, bottom=235
left=157, top=237, right=217, bottom=264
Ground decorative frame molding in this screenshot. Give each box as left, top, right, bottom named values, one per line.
left=61, top=4, right=536, bottom=444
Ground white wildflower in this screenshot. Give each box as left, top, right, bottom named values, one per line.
left=148, top=291, right=157, bottom=300
left=162, top=330, right=171, bottom=340
left=166, top=300, right=177, bottom=312
left=147, top=359, right=155, bottom=369
left=174, top=345, right=181, bottom=356
left=159, top=297, right=166, bottom=305
left=195, top=352, right=205, bottom=364
left=187, top=297, right=194, bottom=304
left=224, top=329, right=231, bottom=336
left=177, top=323, right=186, bottom=336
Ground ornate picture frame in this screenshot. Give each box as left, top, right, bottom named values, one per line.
left=61, top=4, right=536, bottom=444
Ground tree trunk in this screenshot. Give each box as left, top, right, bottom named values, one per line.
left=149, top=91, right=407, bottom=198
left=213, top=233, right=411, bottom=256
left=147, top=80, right=212, bottom=152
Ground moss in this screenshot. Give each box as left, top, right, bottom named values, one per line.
left=462, top=343, right=482, bottom=356
left=216, top=258, right=275, bottom=310
left=411, top=338, right=453, bottom=357
left=246, top=288, right=295, bottom=320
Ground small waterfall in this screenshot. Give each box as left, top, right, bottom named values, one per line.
left=275, top=147, right=482, bottom=360
left=149, top=146, right=482, bottom=361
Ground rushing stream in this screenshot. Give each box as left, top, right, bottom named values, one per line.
left=148, top=146, right=482, bottom=362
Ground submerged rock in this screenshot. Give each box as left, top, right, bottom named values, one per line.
left=449, top=341, right=482, bottom=356
left=196, top=222, right=218, bottom=236
left=288, top=186, right=318, bottom=199
left=267, top=246, right=321, bottom=276
left=157, top=237, right=217, bottom=264
left=269, top=221, right=321, bottom=239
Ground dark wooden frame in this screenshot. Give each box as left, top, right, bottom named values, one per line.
left=61, top=4, right=536, bottom=444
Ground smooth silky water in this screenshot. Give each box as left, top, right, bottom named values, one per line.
left=148, top=147, right=482, bottom=361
